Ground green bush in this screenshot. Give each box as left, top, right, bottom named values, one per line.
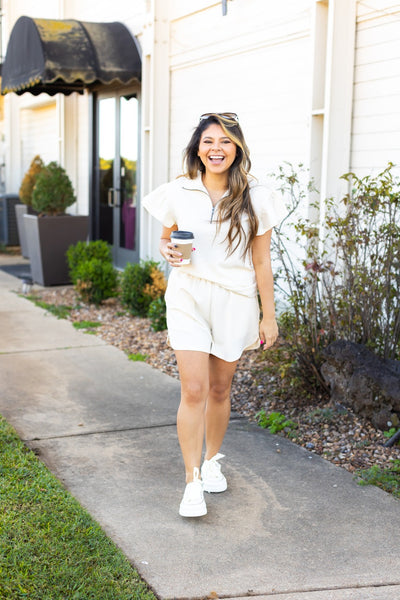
left=67, top=240, right=113, bottom=284
left=256, top=409, right=297, bottom=434
left=32, top=161, right=75, bottom=215
left=148, top=296, right=167, bottom=331
left=74, top=259, right=119, bottom=305
left=19, top=155, right=45, bottom=207
left=267, top=162, right=400, bottom=400
left=120, top=260, right=162, bottom=317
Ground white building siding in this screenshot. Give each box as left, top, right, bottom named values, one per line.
left=3, top=0, right=400, bottom=262
left=19, top=102, right=58, bottom=178
left=351, top=2, right=400, bottom=175
left=168, top=1, right=313, bottom=181
left=65, top=0, right=147, bottom=37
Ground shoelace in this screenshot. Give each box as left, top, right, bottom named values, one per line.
left=183, top=467, right=203, bottom=503
left=193, top=466, right=201, bottom=482
left=204, top=453, right=225, bottom=476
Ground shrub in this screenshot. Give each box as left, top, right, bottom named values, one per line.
left=148, top=296, right=167, bottom=331
left=32, top=161, right=75, bottom=215
left=355, top=460, right=400, bottom=497
left=143, top=265, right=168, bottom=300
left=19, top=155, right=45, bottom=207
left=120, top=260, right=166, bottom=317
left=74, top=259, right=119, bottom=305
left=67, top=240, right=113, bottom=284
left=267, top=162, right=400, bottom=399
left=256, top=409, right=297, bottom=434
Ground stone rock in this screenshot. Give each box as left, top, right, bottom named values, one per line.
left=321, top=340, right=400, bottom=430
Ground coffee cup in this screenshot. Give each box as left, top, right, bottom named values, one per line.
left=171, top=230, right=195, bottom=265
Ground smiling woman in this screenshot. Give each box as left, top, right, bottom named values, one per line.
left=197, top=123, right=237, bottom=185
left=142, top=112, right=287, bottom=518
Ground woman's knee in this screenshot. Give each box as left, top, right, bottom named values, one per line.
left=181, top=379, right=208, bottom=407
left=209, top=380, right=231, bottom=403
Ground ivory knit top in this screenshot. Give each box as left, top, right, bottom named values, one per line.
left=142, top=175, right=287, bottom=297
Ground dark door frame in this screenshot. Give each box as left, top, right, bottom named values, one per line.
left=89, top=85, right=141, bottom=267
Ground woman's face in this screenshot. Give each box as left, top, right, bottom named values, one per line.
left=197, top=123, right=237, bottom=177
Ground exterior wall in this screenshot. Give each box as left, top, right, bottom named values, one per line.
left=1, top=0, right=400, bottom=262
left=168, top=0, right=313, bottom=182
left=1, top=0, right=148, bottom=214
left=19, top=100, right=58, bottom=172
left=351, top=2, right=400, bottom=176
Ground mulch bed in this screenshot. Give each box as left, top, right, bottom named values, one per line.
left=33, top=286, right=400, bottom=477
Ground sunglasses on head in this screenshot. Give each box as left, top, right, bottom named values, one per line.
left=199, top=112, right=239, bottom=123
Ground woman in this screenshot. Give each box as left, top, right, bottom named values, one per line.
left=142, top=112, right=286, bottom=517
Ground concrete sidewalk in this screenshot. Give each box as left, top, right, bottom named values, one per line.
left=1, top=257, right=399, bottom=600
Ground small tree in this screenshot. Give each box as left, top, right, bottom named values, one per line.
left=19, top=155, right=45, bottom=207
left=32, top=161, right=75, bottom=216
left=66, top=240, right=118, bottom=305
left=120, top=260, right=166, bottom=317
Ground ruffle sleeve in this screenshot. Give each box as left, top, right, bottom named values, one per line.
left=142, top=182, right=176, bottom=228
left=251, top=185, right=288, bottom=235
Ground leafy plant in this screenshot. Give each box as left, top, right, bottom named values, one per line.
left=384, top=427, right=397, bottom=439
left=148, top=296, right=167, bottom=332
left=73, top=320, right=102, bottom=330
left=74, top=259, right=119, bottom=306
left=256, top=409, right=297, bottom=434
left=66, top=240, right=118, bottom=306
left=268, top=162, right=400, bottom=399
left=32, top=161, right=75, bottom=215
left=67, top=240, right=113, bottom=283
left=143, top=265, right=167, bottom=300
left=355, top=460, right=400, bottom=498
left=128, top=352, right=148, bottom=362
left=120, top=260, right=165, bottom=317
left=305, top=406, right=342, bottom=424
left=19, top=155, right=44, bottom=207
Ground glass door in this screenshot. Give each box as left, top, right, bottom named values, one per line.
left=97, top=91, right=140, bottom=268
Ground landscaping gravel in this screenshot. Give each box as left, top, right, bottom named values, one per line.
left=34, top=286, right=400, bottom=476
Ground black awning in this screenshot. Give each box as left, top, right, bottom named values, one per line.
left=1, top=16, right=141, bottom=96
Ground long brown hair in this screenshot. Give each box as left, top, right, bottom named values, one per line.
left=183, top=113, right=258, bottom=258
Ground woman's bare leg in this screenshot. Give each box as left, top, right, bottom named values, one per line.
left=175, top=350, right=210, bottom=483
left=204, top=355, right=239, bottom=460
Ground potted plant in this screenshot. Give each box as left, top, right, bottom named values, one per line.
left=23, top=161, right=89, bottom=286
left=16, top=155, right=44, bottom=257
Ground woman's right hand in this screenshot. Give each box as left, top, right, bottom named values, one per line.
left=160, top=238, right=183, bottom=267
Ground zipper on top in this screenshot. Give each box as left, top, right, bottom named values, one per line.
left=210, top=205, right=215, bottom=223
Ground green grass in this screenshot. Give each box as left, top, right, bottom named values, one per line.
left=127, top=353, right=148, bottom=362
left=355, top=460, right=400, bottom=498
left=0, top=416, right=157, bottom=600
left=25, top=295, right=72, bottom=320
left=72, top=320, right=102, bottom=330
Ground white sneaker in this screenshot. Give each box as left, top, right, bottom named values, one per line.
left=201, top=453, right=227, bottom=493
left=179, top=467, right=207, bottom=517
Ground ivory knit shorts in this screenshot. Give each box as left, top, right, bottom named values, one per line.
left=165, top=270, right=260, bottom=362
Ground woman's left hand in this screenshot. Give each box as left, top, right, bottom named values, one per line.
left=259, top=317, right=279, bottom=349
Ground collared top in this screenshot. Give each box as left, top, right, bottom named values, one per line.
left=142, top=175, right=287, bottom=297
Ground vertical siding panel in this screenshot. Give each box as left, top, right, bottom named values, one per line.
left=20, top=103, right=58, bottom=174
left=351, top=3, right=400, bottom=175
left=169, top=1, right=313, bottom=181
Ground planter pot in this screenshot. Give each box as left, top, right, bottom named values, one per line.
left=24, top=213, right=89, bottom=286
left=15, top=204, right=39, bottom=257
